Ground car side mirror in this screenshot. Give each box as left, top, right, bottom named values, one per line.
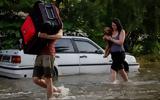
left=95, top=49, right=104, bottom=54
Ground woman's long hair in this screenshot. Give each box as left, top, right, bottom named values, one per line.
left=112, top=18, right=123, bottom=33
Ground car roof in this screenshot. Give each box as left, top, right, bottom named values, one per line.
left=61, top=36, right=89, bottom=40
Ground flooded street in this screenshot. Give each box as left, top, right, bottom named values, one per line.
left=0, top=63, right=160, bottom=100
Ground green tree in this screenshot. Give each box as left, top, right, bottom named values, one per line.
left=0, top=0, right=160, bottom=57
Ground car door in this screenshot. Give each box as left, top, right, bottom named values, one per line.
left=55, top=38, right=79, bottom=75
left=74, top=38, right=110, bottom=74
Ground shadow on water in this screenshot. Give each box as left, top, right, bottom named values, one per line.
left=0, top=62, right=160, bottom=100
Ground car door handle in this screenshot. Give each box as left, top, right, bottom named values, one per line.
left=55, top=56, right=60, bottom=58
left=80, top=55, right=87, bottom=58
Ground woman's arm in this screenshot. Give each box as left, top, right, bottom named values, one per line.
left=106, top=29, right=125, bottom=45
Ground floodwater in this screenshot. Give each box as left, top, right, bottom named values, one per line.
left=0, top=63, right=160, bottom=100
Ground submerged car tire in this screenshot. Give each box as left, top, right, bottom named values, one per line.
left=52, top=66, right=58, bottom=80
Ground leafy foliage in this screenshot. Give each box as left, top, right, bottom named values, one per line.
left=0, top=0, right=160, bottom=56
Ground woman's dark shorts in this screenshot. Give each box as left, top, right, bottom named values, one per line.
left=111, top=51, right=125, bottom=72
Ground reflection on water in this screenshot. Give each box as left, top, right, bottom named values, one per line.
left=0, top=63, right=160, bottom=100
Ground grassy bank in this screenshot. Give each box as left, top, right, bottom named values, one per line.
left=136, top=54, right=160, bottom=64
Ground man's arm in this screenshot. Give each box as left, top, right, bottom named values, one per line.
left=38, top=29, right=63, bottom=40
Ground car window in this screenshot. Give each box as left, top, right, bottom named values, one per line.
left=55, top=38, right=74, bottom=53
left=75, top=40, right=99, bottom=53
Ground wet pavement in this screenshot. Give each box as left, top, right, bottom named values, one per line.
left=0, top=63, right=160, bottom=100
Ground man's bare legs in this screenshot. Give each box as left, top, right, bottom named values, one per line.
left=33, top=77, right=47, bottom=88
left=33, top=77, right=61, bottom=98
left=45, top=77, right=53, bottom=98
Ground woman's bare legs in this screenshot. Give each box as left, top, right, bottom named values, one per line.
left=111, top=68, right=128, bottom=82
left=111, top=69, right=117, bottom=82
left=119, top=69, right=128, bottom=81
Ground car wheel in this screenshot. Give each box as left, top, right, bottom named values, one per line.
left=52, top=66, right=58, bottom=80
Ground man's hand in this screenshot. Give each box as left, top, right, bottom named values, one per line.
left=38, top=29, right=63, bottom=40
left=38, top=32, right=48, bottom=38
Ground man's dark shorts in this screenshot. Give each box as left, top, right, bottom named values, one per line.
left=32, top=55, right=55, bottom=78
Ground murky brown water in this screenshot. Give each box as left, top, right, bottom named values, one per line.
left=0, top=63, right=160, bottom=100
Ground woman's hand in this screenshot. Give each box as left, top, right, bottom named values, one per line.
left=105, top=36, right=112, bottom=41
left=103, top=35, right=106, bottom=40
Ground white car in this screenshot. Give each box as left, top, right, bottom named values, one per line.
left=0, top=36, right=139, bottom=78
